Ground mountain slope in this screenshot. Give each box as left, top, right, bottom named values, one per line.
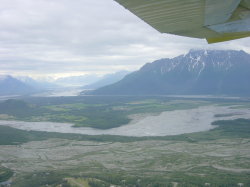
left=0, top=75, right=35, bottom=95
left=90, top=50, right=250, bottom=96
left=83, top=71, right=130, bottom=89
left=17, top=76, right=59, bottom=90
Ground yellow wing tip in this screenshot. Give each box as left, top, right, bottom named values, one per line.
left=206, top=32, right=250, bottom=44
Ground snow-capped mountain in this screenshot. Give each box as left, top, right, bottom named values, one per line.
left=90, top=50, right=250, bottom=96
left=141, top=49, right=249, bottom=75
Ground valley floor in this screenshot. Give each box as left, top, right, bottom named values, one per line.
left=0, top=96, right=249, bottom=186
left=1, top=137, right=250, bottom=186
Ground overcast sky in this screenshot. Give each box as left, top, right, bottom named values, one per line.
left=0, top=0, right=250, bottom=79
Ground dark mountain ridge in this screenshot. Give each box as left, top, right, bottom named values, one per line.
left=90, top=50, right=250, bottom=96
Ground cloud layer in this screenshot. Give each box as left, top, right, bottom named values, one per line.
left=0, top=0, right=250, bottom=78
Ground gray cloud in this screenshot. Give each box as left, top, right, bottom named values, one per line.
left=0, top=0, right=250, bottom=78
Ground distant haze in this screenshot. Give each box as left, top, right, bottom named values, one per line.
left=0, top=0, right=250, bottom=78
left=0, top=70, right=129, bottom=96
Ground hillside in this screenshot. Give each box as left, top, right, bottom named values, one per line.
left=83, top=71, right=129, bottom=89
left=0, top=75, right=35, bottom=96
left=90, top=50, right=250, bottom=96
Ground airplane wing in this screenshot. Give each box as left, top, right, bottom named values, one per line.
left=114, top=0, right=250, bottom=43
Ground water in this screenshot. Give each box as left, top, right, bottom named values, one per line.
left=32, top=87, right=83, bottom=97
left=0, top=87, right=82, bottom=99
left=0, top=95, right=20, bottom=101
left=0, top=105, right=250, bottom=137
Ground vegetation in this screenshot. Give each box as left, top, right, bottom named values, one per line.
left=10, top=167, right=250, bottom=187
left=0, top=166, right=13, bottom=183
left=0, top=117, right=250, bottom=145
left=0, top=96, right=214, bottom=129
left=10, top=171, right=66, bottom=187
left=0, top=96, right=250, bottom=186
left=180, top=118, right=250, bottom=142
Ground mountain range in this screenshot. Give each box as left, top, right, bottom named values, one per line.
left=17, top=76, right=58, bottom=90
left=0, top=71, right=130, bottom=96
left=83, top=71, right=130, bottom=89
left=0, top=75, right=36, bottom=96
left=89, top=50, right=250, bottom=96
